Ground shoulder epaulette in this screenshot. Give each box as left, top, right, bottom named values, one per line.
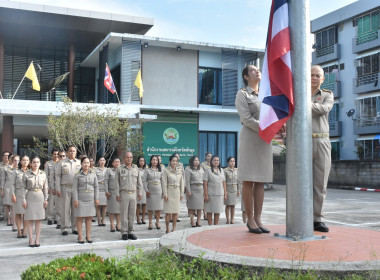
left=241, top=88, right=248, bottom=92
left=321, top=89, right=332, bottom=93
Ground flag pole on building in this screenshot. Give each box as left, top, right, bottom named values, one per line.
left=12, top=61, right=41, bottom=99
left=104, top=63, right=121, bottom=104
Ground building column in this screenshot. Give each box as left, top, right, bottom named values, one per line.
left=2, top=116, right=14, bottom=153
left=0, top=36, right=4, bottom=96
left=68, top=43, right=75, bottom=101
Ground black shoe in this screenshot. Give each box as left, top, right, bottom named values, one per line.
left=85, top=237, right=93, bottom=243
left=54, top=221, right=57, bottom=224
left=177, top=219, right=180, bottom=222
left=62, top=231, right=68, bottom=236
left=110, top=229, right=116, bottom=232
left=259, top=227, right=270, bottom=234
left=122, top=234, right=128, bottom=240
left=128, top=234, right=137, bottom=240
left=116, top=227, right=121, bottom=232
left=141, top=221, right=146, bottom=224
left=47, top=220, right=53, bottom=225
left=92, top=219, right=96, bottom=222
left=72, top=230, right=78, bottom=235
left=314, top=222, right=329, bottom=232
left=56, top=225, right=61, bottom=229
left=78, top=240, right=85, bottom=244
left=29, top=242, right=34, bottom=248
left=247, top=223, right=262, bottom=234
left=34, top=243, right=40, bottom=247
left=22, top=235, right=27, bottom=238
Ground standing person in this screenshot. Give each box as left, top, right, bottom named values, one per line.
left=0, top=151, right=11, bottom=221
left=224, top=157, right=240, bottom=224
left=235, top=65, right=273, bottom=234
left=1, top=154, right=19, bottom=230
left=200, top=152, right=212, bottom=171
left=73, top=157, right=99, bottom=243
left=45, top=149, right=59, bottom=225
left=135, top=156, right=147, bottom=225
left=54, top=150, right=66, bottom=230
left=22, top=156, right=48, bottom=247
left=203, top=155, right=227, bottom=226
left=115, top=152, right=142, bottom=241
left=171, top=153, right=183, bottom=223
left=143, top=155, right=163, bottom=230
left=162, top=155, right=184, bottom=233
left=105, top=158, right=121, bottom=232
left=185, top=156, right=204, bottom=227
left=55, top=145, right=81, bottom=235
left=157, top=155, right=165, bottom=169
left=89, top=157, right=95, bottom=170
left=311, top=65, right=333, bottom=233
left=95, top=157, right=107, bottom=226
left=11, top=155, right=30, bottom=238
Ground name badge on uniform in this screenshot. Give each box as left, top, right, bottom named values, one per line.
left=121, top=170, right=126, bottom=174
left=63, top=169, right=69, bottom=174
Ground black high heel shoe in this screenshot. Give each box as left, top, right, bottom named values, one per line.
left=247, top=223, right=262, bottom=234
left=86, top=237, right=93, bottom=243
left=258, top=227, right=270, bottom=233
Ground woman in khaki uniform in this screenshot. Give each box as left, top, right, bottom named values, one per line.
left=1, top=155, right=19, bottom=230
left=22, top=156, right=48, bottom=247
left=185, top=156, right=204, bottom=227
left=105, top=158, right=121, bottom=232
left=95, top=157, right=107, bottom=226
left=235, top=65, right=272, bottom=234
left=73, top=157, right=99, bottom=243
left=223, top=157, right=240, bottom=224
left=203, top=155, right=227, bottom=226
left=162, top=155, right=184, bottom=233
left=143, top=155, right=163, bottom=230
left=136, top=156, right=147, bottom=225
left=11, top=155, right=29, bottom=238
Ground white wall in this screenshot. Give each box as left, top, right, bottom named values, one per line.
left=199, top=112, right=241, bottom=134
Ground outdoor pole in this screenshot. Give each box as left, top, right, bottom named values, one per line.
left=11, top=75, right=26, bottom=99
left=114, top=90, right=121, bottom=104
left=286, top=0, right=314, bottom=239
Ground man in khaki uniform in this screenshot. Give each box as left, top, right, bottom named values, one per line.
left=311, top=65, right=334, bottom=232
left=116, top=152, right=142, bottom=240
left=54, top=151, right=66, bottom=229
left=45, top=149, right=59, bottom=225
left=0, top=151, right=11, bottom=221
left=55, top=146, right=81, bottom=235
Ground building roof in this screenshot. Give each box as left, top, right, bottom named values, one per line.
left=311, top=0, right=379, bottom=33
left=0, top=0, right=154, bottom=51
left=81, top=33, right=265, bottom=67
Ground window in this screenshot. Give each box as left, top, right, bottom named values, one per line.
left=315, top=26, right=336, bottom=57
left=329, top=103, right=340, bottom=123
left=355, top=10, right=379, bottom=44
left=322, top=65, right=338, bottom=91
left=356, top=139, right=380, bottom=160
left=355, top=52, right=379, bottom=86
left=198, top=68, right=222, bottom=105
left=199, top=131, right=237, bottom=167
left=356, top=96, right=380, bottom=127
left=331, top=141, right=340, bottom=161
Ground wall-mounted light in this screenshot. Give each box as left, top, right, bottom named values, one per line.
left=144, top=42, right=149, bottom=48
left=346, top=108, right=355, bottom=120
left=176, top=46, right=181, bottom=51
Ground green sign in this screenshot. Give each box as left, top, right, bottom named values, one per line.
left=143, top=122, right=198, bottom=165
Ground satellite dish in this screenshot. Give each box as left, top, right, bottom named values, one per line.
left=346, top=109, right=355, bottom=118
left=312, top=43, right=318, bottom=49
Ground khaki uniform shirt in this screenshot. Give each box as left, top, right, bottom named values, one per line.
left=200, top=161, right=211, bottom=171
left=44, top=160, right=58, bottom=190
left=94, top=167, right=108, bottom=192
left=115, top=164, right=142, bottom=196
left=0, top=165, right=15, bottom=190
left=22, top=170, right=48, bottom=202
left=142, top=167, right=163, bottom=193
left=105, top=168, right=117, bottom=193
left=184, top=166, right=204, bottom=193
left=223, top=167, right=241, bottom=193
left=162, top=167, right=184, bottom=197
left=11, top=169, right=28, bottom=195
left=311, top=89, right=334, bottom=134
left=55, top=158, right=81, bottom=192
left=72, top=170, right=99, bottom=202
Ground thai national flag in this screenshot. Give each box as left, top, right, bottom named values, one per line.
left=258, top=0, right=294, bottom=144
left=104, top=63, right=116, bottom=94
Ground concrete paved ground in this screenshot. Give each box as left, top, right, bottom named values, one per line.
left=1, top=185, right=379, bottom=279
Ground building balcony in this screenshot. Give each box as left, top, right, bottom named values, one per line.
left=329, top=120, right=342, bottom=137
left=353, top=72, right=380, bottom=94
left=312, top=44, right=340, bottom=65
left=353, top=116, right=380, bottom=135
left=322, top=81, right=341, bottom=98
left=352, top=30, right=380, bottom=54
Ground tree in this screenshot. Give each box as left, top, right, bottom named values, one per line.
left=31, top=98, right=144, bottom=163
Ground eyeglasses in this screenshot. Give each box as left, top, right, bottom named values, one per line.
left=59, top=155, right=66, bottom=158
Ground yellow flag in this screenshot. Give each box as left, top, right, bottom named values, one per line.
left=25, top=62, right=40, bottom=91
left=134, top=69, right=144, bottom=98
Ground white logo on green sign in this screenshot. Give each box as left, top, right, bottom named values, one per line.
left=163, top=127, right=179, bottom=145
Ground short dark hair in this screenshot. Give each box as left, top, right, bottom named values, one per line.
left=169, top=154, right=178, bottom=163
left=210, top=155, right=221, bottom=173
left=242, top=65, right=250, bottom=86
left=67, top=145, right=76, bottom=151
left=189, top=156, right=200, bottom=170
left=80, top=156, right=89, bottom=165
left=227, top=156, right=235, bottom=163
left=51, top=149, right=59, bottom=154
left=205, top=152, right=212, bottom=157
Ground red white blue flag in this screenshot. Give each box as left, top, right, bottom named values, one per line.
left=259, top=0, right=294, bottom=144
left=104, top=63, right=116, bottom=94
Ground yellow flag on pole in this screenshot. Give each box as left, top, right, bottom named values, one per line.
left=25, top=62, right=40, bottom=91
left=134, top=69, right=144, bottom=98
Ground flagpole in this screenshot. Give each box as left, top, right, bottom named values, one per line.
left=0, top=90, right=3, bottom=99
left=286, top=0, right=313, bottom=239
left=12, top=75, right=26, bottom=99
left=114, top=89, right=121, bottom=104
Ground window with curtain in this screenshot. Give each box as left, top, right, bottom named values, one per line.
left=355, top=10, right=379, bottom=44
left=199, top=131, right=237, bottom=167
left=198, top=67, right=222, bottom=105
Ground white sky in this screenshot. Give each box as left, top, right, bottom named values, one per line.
left=14, top=0, right=358, bottom=49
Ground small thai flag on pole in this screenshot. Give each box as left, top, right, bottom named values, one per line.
left=259, top=0, right=294, bottom=144
left=104, top=63, right=116, bottom=94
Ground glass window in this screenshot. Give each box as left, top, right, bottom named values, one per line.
left=355, top=10, right=379, bottom=44
left=331, top=141, right=340, bottom=160
left=356, top=139, right=380, bottom=160
left=315, top=26, right=336, bottom=49
left=199, top=131, right=237, bottom=167
left=329, top=103, right=340, bottom=123
left=198, top=68, right=222, bottom=105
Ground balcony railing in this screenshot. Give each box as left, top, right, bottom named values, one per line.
left=353, top=116, right=380, bottom=134
left=321, top=81, right=341, bottom=98
left=329, top=120, right=342, bottom=137
left=312, top=44, right=340, bottom=65
left=356, top=30, right=379, bottom=45
left=356, top=72, right=379, bottom=87
left=315, top=45, right=334, bottom=57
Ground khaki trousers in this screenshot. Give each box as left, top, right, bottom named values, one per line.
left=55, top=194, right=62, bottom=225
left=46, top=193, right=56, bottom=221
left=312, top=137, right=331, bottom=222
left=0, top=196, right=3, bottom=219
left=120, top=191, right=136, bottom=235
left=61, top=186, right=76, bottom=232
